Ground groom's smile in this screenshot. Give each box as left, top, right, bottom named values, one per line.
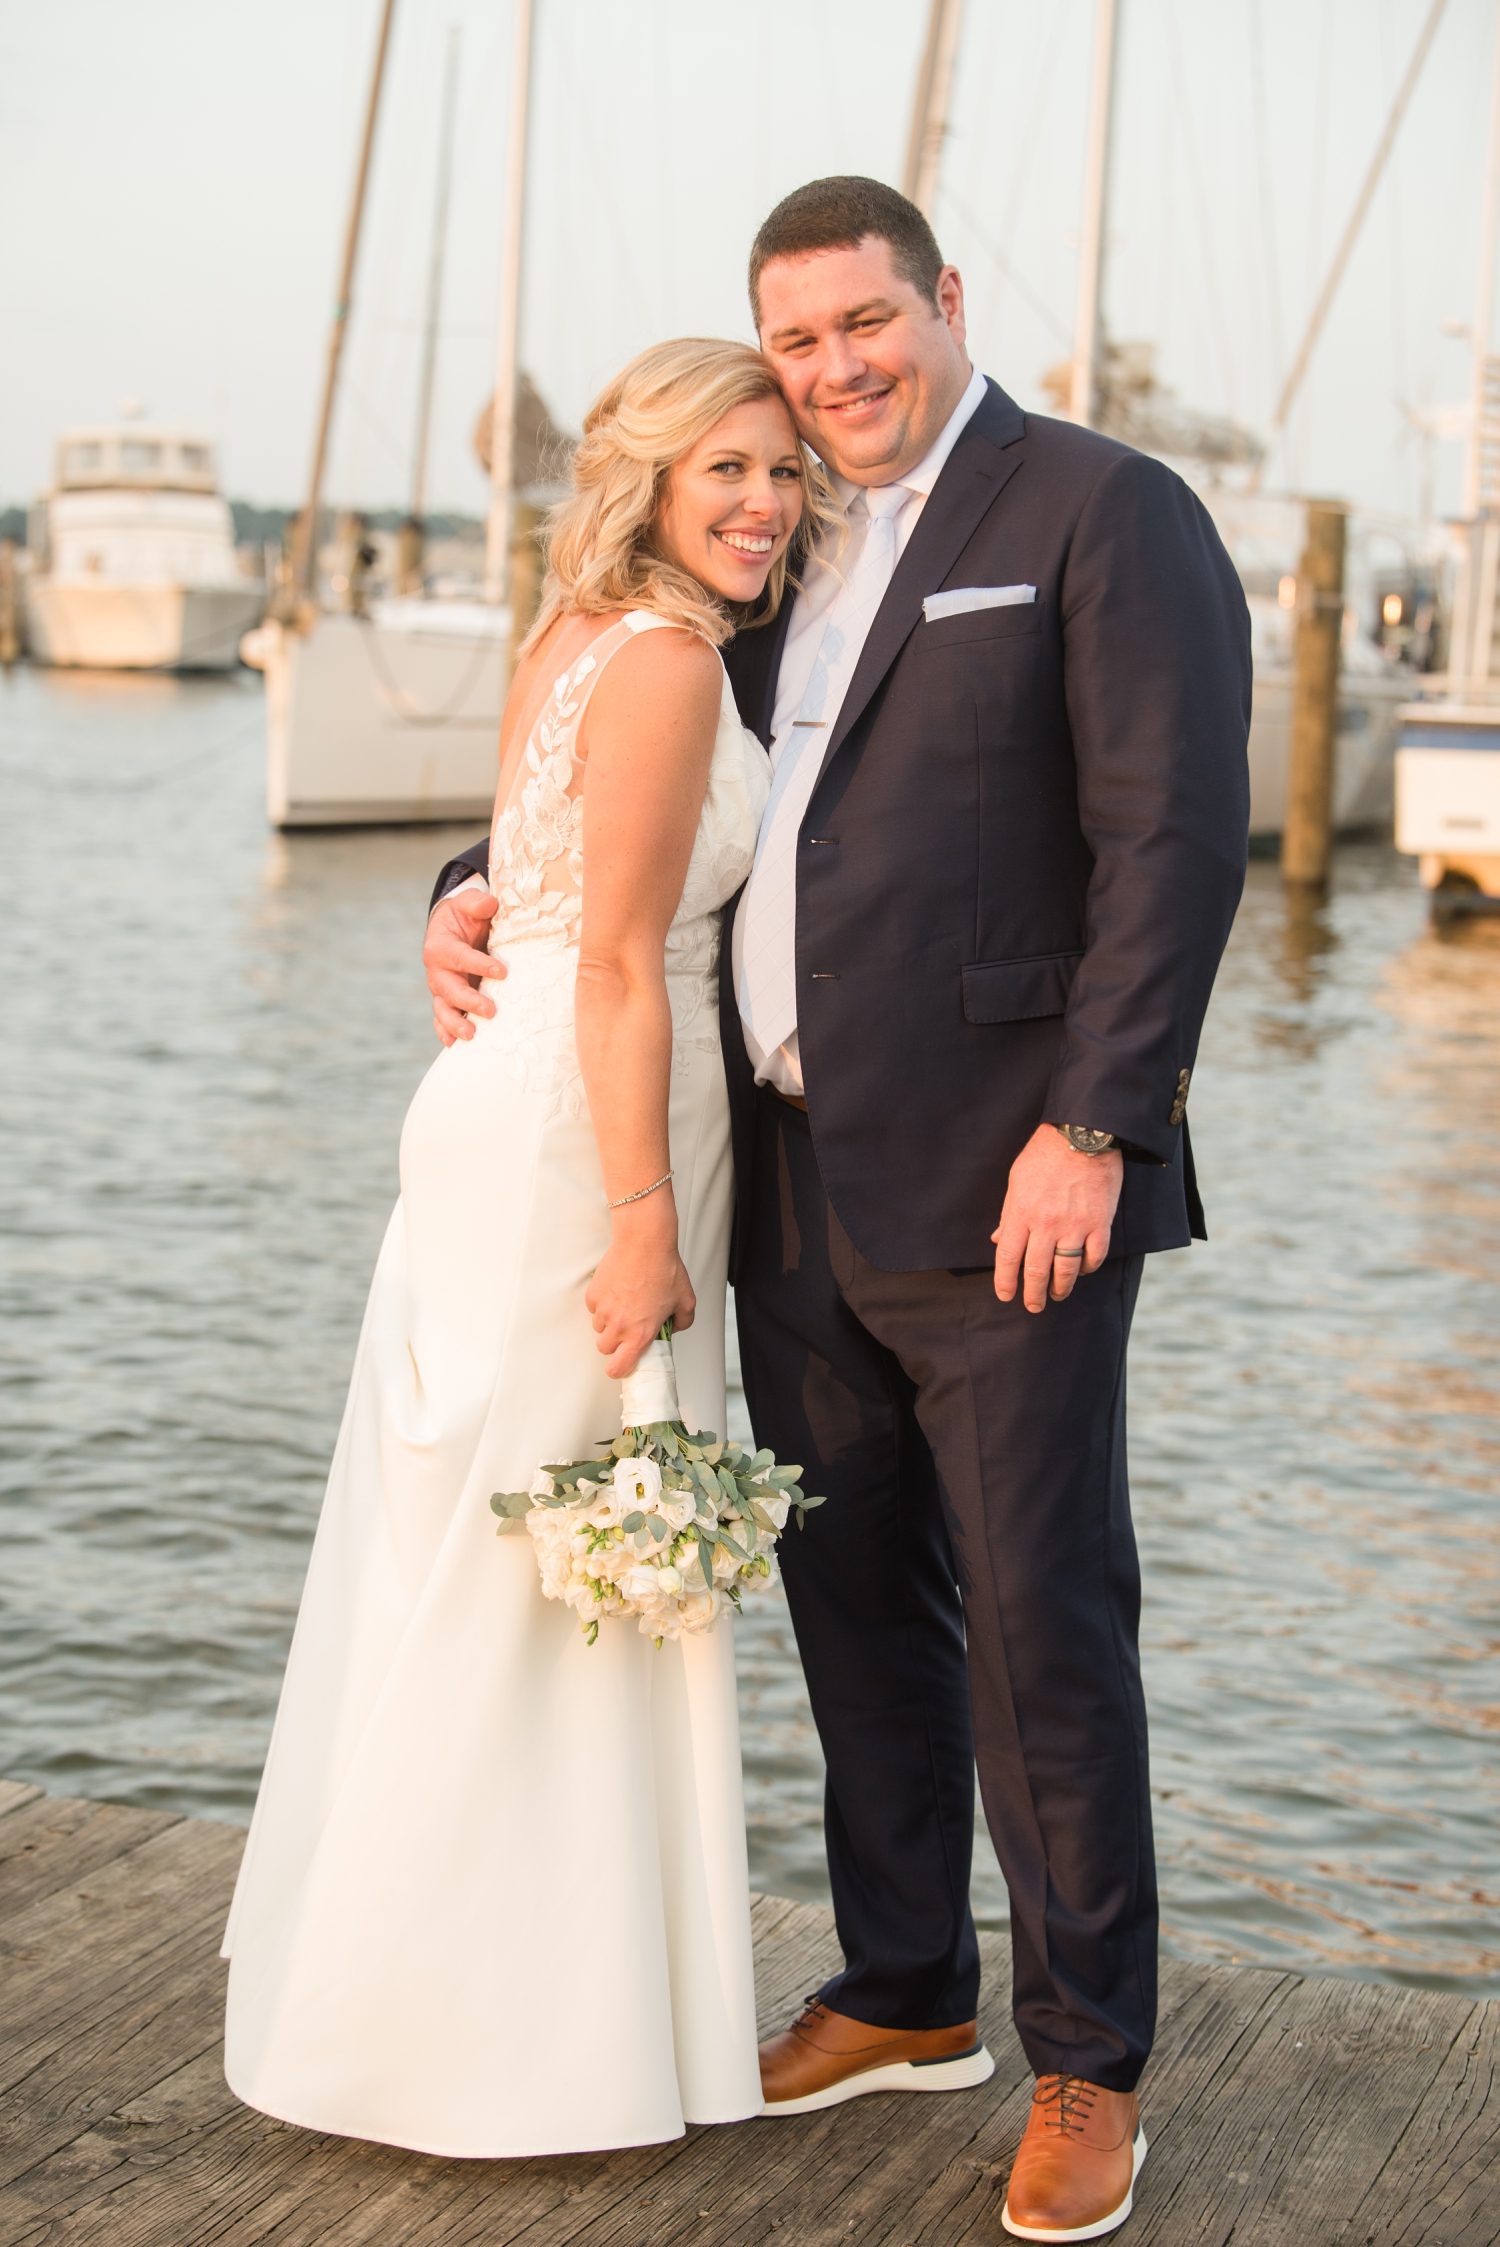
left=755, top=236, right=971, bottom=485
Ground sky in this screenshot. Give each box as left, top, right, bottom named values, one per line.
left=1, top=0, right=1495, bottom=526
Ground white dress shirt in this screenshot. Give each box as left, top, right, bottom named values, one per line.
left=732, top=362, right=989, bottom=1097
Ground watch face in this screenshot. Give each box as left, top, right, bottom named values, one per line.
left=1062, top=1125, right=1115, bottom=1155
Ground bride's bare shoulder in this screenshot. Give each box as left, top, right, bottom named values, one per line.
left=588, top=617, right=723, bottom=729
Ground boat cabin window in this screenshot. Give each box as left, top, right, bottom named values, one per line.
left=64, top=442, right=102, bottom=476
left=121, top=441, right=163, bottom=472
left=180, top=443, right=212, bottom=474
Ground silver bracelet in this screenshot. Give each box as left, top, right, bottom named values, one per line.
left=609, top=1170, right=673, bottom=1210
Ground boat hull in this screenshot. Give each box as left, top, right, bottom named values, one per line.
left=1247, top=668, right=1407, bottom=838
left=26, top=580, right=265, bottom=671
left=1395, top=707, right=1500, bottom=898
left=248, top=610, right=504, bottom=828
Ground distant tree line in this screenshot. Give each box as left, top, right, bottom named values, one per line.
left=0, top=503, right=486, bottom=547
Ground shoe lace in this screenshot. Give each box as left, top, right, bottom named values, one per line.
left=1033, top=2073, right=1100, bottom=2138
left=792, top=1994, right=829, bottom=2031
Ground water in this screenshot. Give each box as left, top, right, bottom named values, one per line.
left=3, top=668, right=1497, bottom=1997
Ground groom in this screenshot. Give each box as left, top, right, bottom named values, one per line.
left=426, top=178, right=1249, bottom=2239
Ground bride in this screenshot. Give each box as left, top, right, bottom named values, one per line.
left=223, top=339, right=836, bottom=2158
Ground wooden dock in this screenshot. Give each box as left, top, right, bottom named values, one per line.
left=1, top=1781, right=1495, bottom=2246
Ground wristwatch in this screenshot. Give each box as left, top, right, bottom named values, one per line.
left=1056, top=1124, right=1116, bottom=1157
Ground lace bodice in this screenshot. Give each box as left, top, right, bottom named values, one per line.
left=476, top=610, right=770, bottom=1118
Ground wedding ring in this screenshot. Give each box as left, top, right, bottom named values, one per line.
left=1052, top=1247, right=1086, bottom=1258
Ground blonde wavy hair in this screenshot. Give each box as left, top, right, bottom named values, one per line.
left=523, top=338, right=841, bottom=653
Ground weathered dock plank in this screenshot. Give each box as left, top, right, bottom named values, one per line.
left=0, top=1792, right=1493, bottom=2247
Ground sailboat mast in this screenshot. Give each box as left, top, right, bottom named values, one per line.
left=1463, top=0, right=1500, bottom=519
left=410, top=25, right=462, bottom=527
left=1069, top=0, right=1120, bottom=428
left=902, top=0, right=966, bottom=219
left=291, top=0, right=399, bottom=602
left=485, top=0, right=536, bottom=609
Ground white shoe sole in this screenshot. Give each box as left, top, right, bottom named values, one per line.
left=1001, top=2128, right=1147, bottom=2241
left=760, top=2041, right=996, bottom=2116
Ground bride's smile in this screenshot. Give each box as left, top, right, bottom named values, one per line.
left=651, top=393, right=805, bottom=603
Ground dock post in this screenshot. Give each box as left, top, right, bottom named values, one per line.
left=507, top=501, right=544, bottom=676
left=0, top=540, right=17, bottom=666
left=1282, top=499, right=1348, bottom=886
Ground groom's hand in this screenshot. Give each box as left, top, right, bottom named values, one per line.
left=992, top=1125, right=1122, bottom=1313
left=424, top=889, right=503, bottom=1045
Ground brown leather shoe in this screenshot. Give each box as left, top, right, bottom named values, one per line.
left=1001, top=2075, right=1146, bottom=2240
left=759, top=1995, right=994, bottom=2115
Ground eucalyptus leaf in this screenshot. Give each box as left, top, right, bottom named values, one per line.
left=622, top=1511, right=645, bottom=1533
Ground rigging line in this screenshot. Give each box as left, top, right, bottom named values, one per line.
left=953, top=0, right=1006, bottom=223
left=548, top=16, right=645, bottom=323
left=1162, top=0, right=1240, bottom=418
left=943, top=184, right=1073, bottom=349
left=1267, top=0, right=1449, bottom=450
left=1295, top=0, right=1337, bottom=481
left=811, top=0, right=854, bottom=171
left=979, top=0, right=1074, bottom=346
left=1248, top=0, right=1285, bottom=394
left=1380, top=0, right=1410, bottom=411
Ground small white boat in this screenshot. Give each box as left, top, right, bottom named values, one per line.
left=246, top=599, right=508, bottom=828
left=26, top=424, right=265, bottom=671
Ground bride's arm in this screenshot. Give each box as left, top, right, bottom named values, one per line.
left=576, top=628, right=724, bottom=1379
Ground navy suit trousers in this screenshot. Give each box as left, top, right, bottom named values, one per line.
left=734, top=1089, right=1156, bottom=2092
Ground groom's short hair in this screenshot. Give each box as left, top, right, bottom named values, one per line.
left=749, top=177, right=945, bottom=327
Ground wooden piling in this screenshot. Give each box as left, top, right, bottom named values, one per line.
left=508, top=500, right=545, bottom=675
left=0, top=539, right=19, bottom=666
left=1282, top=499, right=1348, bottom=886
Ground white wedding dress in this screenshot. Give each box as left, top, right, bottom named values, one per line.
left=222, top=610, right=770, bottom=2158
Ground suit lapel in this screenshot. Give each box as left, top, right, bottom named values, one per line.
left=724, top=596, right=794, bottom=748
left=820, top=379, right=1027, bottom=769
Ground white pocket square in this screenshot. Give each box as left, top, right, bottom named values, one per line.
left=922, top=584, right=1036, bottom=622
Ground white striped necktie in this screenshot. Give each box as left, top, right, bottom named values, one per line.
left=736, top=482, right=910, bottom=1062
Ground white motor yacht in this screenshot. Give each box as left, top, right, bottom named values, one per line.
left=26, top=425, right=265, bottom=671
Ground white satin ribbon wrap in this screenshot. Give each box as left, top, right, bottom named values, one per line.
left=620, top=1337, right=681, bottom=1428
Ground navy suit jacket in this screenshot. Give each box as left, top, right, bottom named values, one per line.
left=435, top=380, right=1251, bottom=1278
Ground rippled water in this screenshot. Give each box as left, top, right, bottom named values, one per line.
left=3, top=669, right=1496, bottom=1997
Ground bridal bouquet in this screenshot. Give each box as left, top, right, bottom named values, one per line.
left=491, top=1327, right=824, bottom=1644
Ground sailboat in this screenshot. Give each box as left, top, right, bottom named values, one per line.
left=245, top=0, right=562, bottom=828
left=912, top=0, right=1443, bottom=841
left=1394, top=2, right=1500, bottom=909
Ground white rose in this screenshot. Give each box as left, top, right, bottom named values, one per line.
left=657, top=1489, right=698, bottom=1533
left=619, top=1563, right=661, bottom=1603
left=612, top=1456, right=664, bottom=1513
left=654, top=1564, right=683, bottom=1596
left=679, top=1586, right=725, bottom=1634
left=711, top=1541, right=742, bottom=1585
left=756, top=1489, right=791, bottom=1532
left=528, top=1469, right=557, bottom=1500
